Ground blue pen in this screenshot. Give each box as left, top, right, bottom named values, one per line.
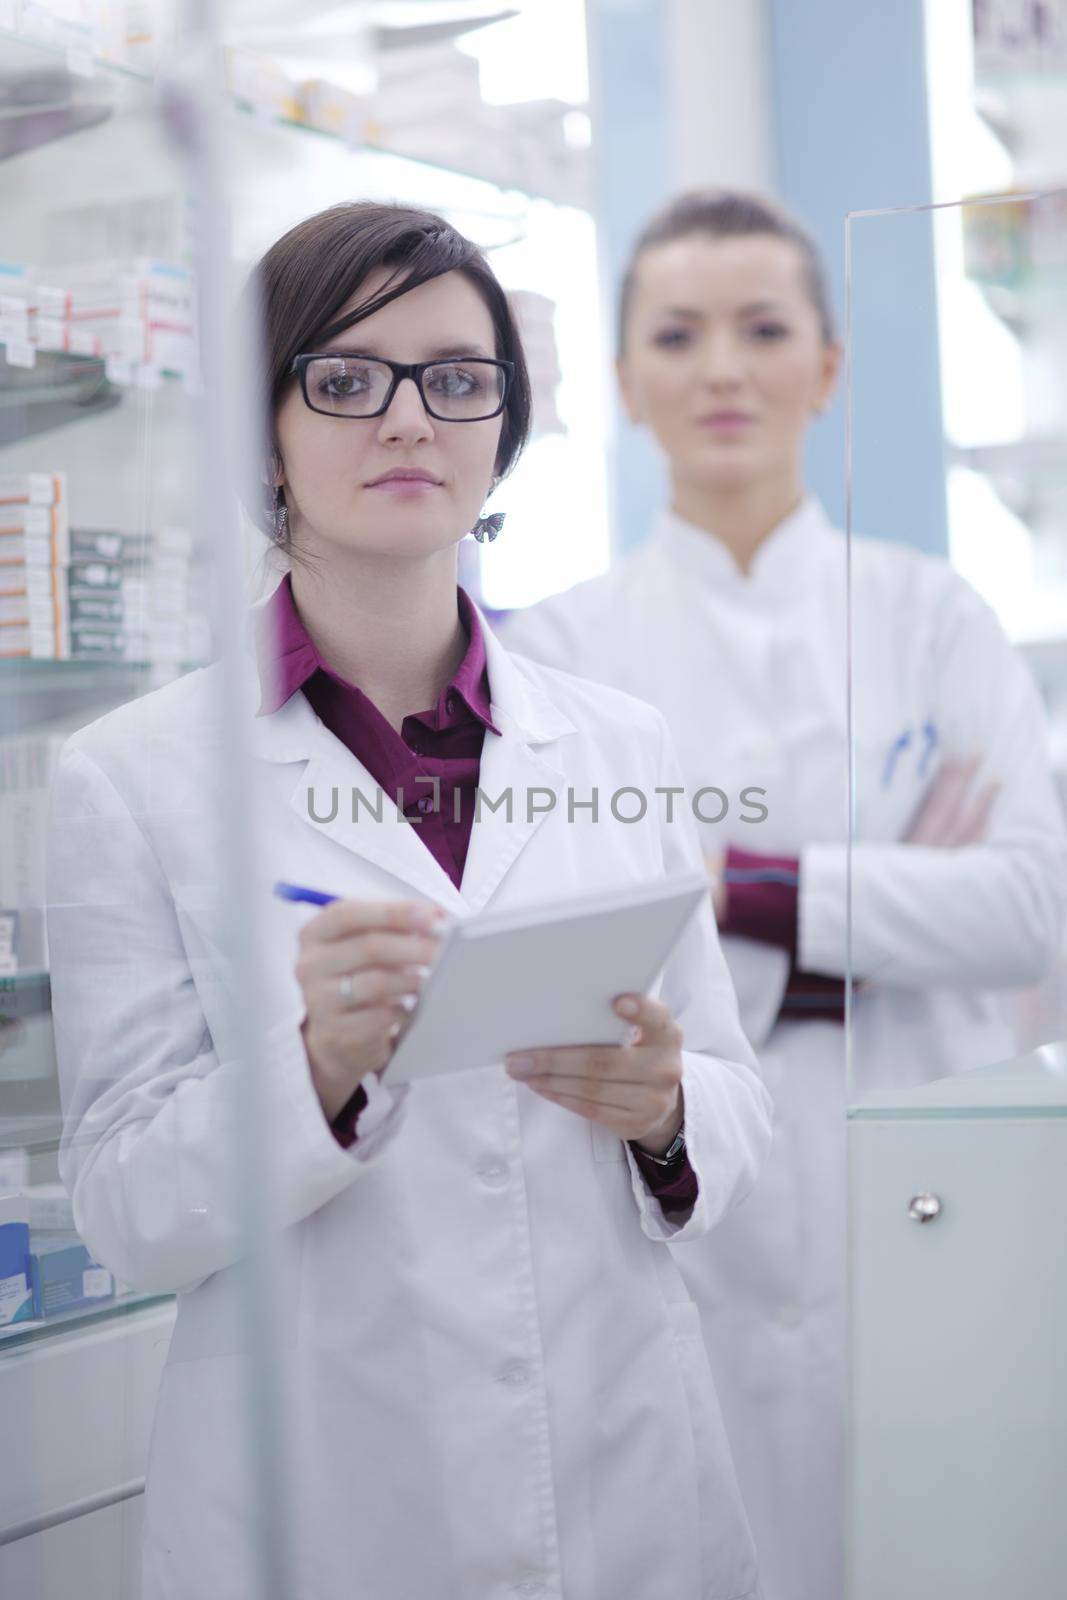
left=881, top=729, right=912, bottom=789
left=917, top=720, right=939, bottom=779
left=274, top=881, right=338, bottom=907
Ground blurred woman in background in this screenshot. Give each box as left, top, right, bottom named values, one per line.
left=500, top=189, right=1067, bottom=1600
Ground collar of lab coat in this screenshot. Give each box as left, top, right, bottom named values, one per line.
left=652, top=494, right=831, bottom=600
left=237, top=587, right=577, bottom=912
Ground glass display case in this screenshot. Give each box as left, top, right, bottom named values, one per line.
left=0, top=4, right=605, bottom=1591
left=0, top=17, right=212, bottom=1590
left=1, top=22, right=206, bottom=1307
left=845, top=191, right=1067, bottom=1599
left=924, top=0, right=1067, bottom=1045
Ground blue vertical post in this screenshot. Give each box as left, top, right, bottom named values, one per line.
left=767, top=0, right=948, bottom=553
left=587, top=0, right=669, bottom=555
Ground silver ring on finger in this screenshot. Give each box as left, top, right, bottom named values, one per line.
left=338, top=973, right=356, bottom=1008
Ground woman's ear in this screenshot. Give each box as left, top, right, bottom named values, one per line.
left=616, top=356, right=643, bottom=426
left=815, top=339, right=843, bottom=414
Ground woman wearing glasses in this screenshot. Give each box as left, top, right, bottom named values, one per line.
left=46, top=202, right=771, bottom=1600
left=501, top=189, right=1067, bottom=1600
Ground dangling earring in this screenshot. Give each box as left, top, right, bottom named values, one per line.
left=272, top=485, right=288, bottom=542
left=472, top=511, right=506, bottom=544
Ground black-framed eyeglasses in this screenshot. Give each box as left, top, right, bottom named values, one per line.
left=289, top=353, right=514, bottom=422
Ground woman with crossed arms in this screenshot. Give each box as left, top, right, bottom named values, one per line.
left=502, top=189, right=1067, bottom=1600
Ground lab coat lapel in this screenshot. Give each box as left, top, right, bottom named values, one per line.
left=295, top=739, right=468, bottom=908
left=243, top=605, right=576, bottom=914
left=246, top=653, right=467, bottom=909
left=455, top=612, right=575, bottom=914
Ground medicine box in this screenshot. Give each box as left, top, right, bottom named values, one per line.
left=0, top=1192, right=33, bottom=1327
left=29, top=1235, right=114, bottom=1318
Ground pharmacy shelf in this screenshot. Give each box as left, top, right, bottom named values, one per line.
left=0, top=1112, right=62, bottom=1153
left=0, top=657, right=199, bottom=692
left=0, top=1289, right=172, bottom=1355
left=0, top=663, right=203, bottom=751
left=0, top=970, right=50, bottom=1018
left=0, top=22, right=577, bottom=206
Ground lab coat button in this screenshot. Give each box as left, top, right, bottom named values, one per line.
left=513, top=1580, right=544, bottom=1598
left=477, top=1162, right=508, bottom=1186
left=499, top=1363, right=531, bottom=1389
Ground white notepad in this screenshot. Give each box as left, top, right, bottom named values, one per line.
left=384, top=870, right=710, bottom=1085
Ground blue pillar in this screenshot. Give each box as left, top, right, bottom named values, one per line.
left=767, top=0, right=948, bottom=553
left=588, top=0, right=669, bottom=554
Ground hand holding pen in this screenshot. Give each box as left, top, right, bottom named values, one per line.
left=275, top=883, right=447, bottom=1121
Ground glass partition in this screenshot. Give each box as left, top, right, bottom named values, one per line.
left=845, top=192, right=1067, bottom=1600
left=0, top=11, right=298, bottom=1594
left=845, top=190, right=1067, bottom=1110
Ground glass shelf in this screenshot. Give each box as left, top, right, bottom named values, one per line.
left=0, top=21, right=579, bottom=205
left=0, top=1111, right=62, bottom=1152
left=0, top=657, right=201, bottom=686
left=0, top=1288, right=172, bottom=1354
left=848, top=1040, right=1067, bottom=1120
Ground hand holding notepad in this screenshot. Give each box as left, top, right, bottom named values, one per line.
left=384, top=871, right=708, bottom=1086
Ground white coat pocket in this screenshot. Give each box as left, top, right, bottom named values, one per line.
left=668, top=1298, right=761, bottom=1600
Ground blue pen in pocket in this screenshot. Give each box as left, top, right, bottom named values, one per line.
left=881, top=730, right=912, bottom=789
left=273, top=881, right=338, bottom=907
left=917, top=720, right=939, bottom=778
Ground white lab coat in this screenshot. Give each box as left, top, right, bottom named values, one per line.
left=499, top=497, right=1067, bottom=1600
left=45, top=601, right=773, bottom=1600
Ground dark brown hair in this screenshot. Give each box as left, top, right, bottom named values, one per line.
left=617, top=188, right=838, bottom=354
left=245, top=200, right=533, bottom=550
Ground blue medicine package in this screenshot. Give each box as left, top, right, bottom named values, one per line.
left=0, top=1194, right=33, bottom=1327
left=30, top=1236, right=114, bottom=1319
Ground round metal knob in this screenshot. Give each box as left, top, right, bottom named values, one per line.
left=908, top=1193, right=942, bottom=1224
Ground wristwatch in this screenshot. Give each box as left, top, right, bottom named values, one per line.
left=634, top=1127, right=686, bottom=1167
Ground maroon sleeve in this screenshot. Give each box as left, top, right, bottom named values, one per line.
left=778, top=967, right=847, bottom=1022
left=329, top=1084, right=367, bottom=1150
left=719, top=845, right=846, bottom=1022
left=718, top=845, right=801, bottom=953
left=627, top=1146, right=699, bottom=1216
